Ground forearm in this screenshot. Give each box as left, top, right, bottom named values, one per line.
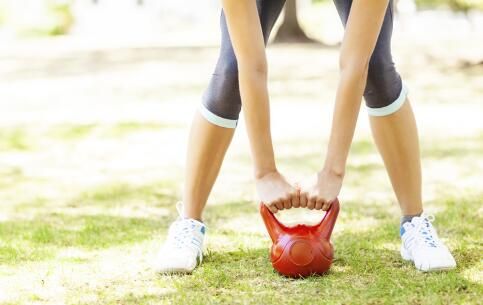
left=322, top=0, right=388, bottom=177
left=221, top=0, right=277, bottom=179
left=238, top=67, right=277, bottom=179
left=323, top=67, right=367, bottom=176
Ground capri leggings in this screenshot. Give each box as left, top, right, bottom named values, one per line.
left=199, top=0, right=408, bottom=128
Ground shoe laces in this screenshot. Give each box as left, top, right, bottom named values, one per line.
left=413, top=214, right=440, bottom=248
left=165, top=201, right=204, bottom=263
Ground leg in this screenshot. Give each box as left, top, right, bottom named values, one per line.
left=369, top=101, right=422, bottom=216
left=155, top=0, right=286, bottom=274
left=184, top=0, right=286, bottom=220
left=183, top=112, right=235, bottom=220
left=364, top=1, right=422, bottom=216
left=333, top=0, right=455, bottom=273
left=334, top=0, right=421, bottom=215
left=363, top=2, right=456, bottom=272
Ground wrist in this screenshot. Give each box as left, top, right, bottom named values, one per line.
left=254, top=166, right=278, bottom=180
left=320, top=164, right=345, bottom=179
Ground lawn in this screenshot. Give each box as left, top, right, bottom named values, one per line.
left=0, top=31, right=482, bottom=304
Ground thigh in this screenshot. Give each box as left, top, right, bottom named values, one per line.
left=202, top=0, right=286, bottom=123
left=333, top=0, right=402, bottom=108
left=333, top=0, right=395, bottom=61
left=217, top=0, right=286, bottom=66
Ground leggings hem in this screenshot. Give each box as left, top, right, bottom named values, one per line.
left=366, top=83, right=409, bottom=117
left=199, top=103, right=238, bottom=128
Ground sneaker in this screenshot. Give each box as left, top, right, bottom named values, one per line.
left=400, top=213, right=456, bottom=272
left=154, top=202, right=206, bottom=274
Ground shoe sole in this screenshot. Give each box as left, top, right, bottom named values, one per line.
left=400, top=246, right=456, bottom=272
left=156, top=267, right=194, bottom=274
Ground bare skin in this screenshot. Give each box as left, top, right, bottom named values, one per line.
left=301, top=0, right=423, bottom=217
left=370, top=100, right=423, bottom=215
left=221, top=0, right=300, bottom=214
left=183, top=0, right=299, bottom=220
left=182, top=112, right=235, bottom=221
left=301, top=0, right=390, bottom=210
left=300, top=99, right=423, bottom=216
left=184, top=0, right=423, bottom=220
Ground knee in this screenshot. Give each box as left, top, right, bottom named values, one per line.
left=364, top=56, right=408, bottom=117
left=200, top=58, right=241, bottom=129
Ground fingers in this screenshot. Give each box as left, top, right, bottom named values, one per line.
left=265, top=181, right=330, bottom=213
left=266, top=199, right=283, bottom=214
left=267, top=203, right=278, bottom=214
left=299, top=190, right=308, bottom=208
left=274, top=200, right=284, bottom=211
left=291, top=190, right=301, bottom=208
left=282, top=195, right=291, bottom=210
left=283, top=188, right=301, bottom=210
left=290, top=184, right=300, bottom=208
left=322, top=200, right=332, bottom=211
left=265, top=192, right=294, bottom=214
left=307, top=196, right=316, bottom=210
left=315, top=198, right=324, bottom=210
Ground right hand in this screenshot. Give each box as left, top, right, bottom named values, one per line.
left=255, top=170, right=300, bottom=214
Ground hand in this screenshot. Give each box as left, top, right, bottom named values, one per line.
left=255, top=170, right=300, bottom=214
left=299, top=168, right=344, bottom=211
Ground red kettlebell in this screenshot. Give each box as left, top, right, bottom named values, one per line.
left=259, top=199, right=340, bottom=277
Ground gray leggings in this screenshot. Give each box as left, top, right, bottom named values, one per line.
left=199, top=0, right=408, bottom=128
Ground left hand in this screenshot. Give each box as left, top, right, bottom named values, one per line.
left=299, top=168, right=344, bottom=211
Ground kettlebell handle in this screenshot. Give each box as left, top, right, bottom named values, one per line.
left=316, top=198, right=340, bottom=240
left=259, top=198, right=340, bottom=242
left=259, top=203, right=287, bottom=243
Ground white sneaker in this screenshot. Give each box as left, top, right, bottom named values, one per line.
left=400, top=213, right=456, bottom=272
left=154, top=202, right=206, bottom=274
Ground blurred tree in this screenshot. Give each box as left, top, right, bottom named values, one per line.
left=0, top=5, right=5, bottom=27
left=273, top=0, right=316, bottom=43
left=448, top=0, right=483, bottom=13
left=416, top=0, right=483, bottom=30
left=415, top=0, right=483, bottom=11
left=46, top=1, right=74, bottom=35
left=0, top=0, right=74, bottom=36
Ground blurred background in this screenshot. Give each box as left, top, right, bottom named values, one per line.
left=0, top=1, right=482, bottom=304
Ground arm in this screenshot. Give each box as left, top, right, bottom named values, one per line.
left=303, top=0, right=390, bottom=210
left=221, top=0, right=298, bottom=211
left=221, top=0, right=275, bottom=178
left=324, top=0, right=389, bottom=175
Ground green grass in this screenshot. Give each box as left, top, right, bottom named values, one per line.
left=72, top=181, right=177, bottom=207
left=0, top=214, right=166, bottom=264
left=1, top=43, right=482, bottom=304
left=48, top=122, right=179, bottom=140
left=58, top=194, right=481, bottom=305
left=0, top=128, right=33, bottom=151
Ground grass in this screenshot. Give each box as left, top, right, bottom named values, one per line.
left=49, top=195, right=479, bottom=305
left=48, top=122, right=179, bottom=140
left=0, top=214, right=166, bottom=265
left=1, top=38, right=482, bottom=304
left=0, top=128, right=32, bottom=151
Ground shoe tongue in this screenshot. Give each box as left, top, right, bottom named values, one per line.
left=180, top=217, right=205, bottom=231
left=410, top=216, right=424, bottom=226
left=402, top=222, right=414, bottom=231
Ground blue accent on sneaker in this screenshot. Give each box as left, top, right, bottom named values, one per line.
left=200, top=226, right=206, bottom=235
left=400, top=226, right=406, bottom=237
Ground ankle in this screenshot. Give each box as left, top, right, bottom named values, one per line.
left=183, top=213, right=203, bottom=223
left=177, top=201, right=204, bottom=222
left=400, top=211, right=423, bottom=227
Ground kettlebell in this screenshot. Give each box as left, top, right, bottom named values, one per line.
left=259, top=199, right=340, bottom=277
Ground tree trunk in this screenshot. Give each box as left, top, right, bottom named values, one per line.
left=273, top=0, right=315, bottom=43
